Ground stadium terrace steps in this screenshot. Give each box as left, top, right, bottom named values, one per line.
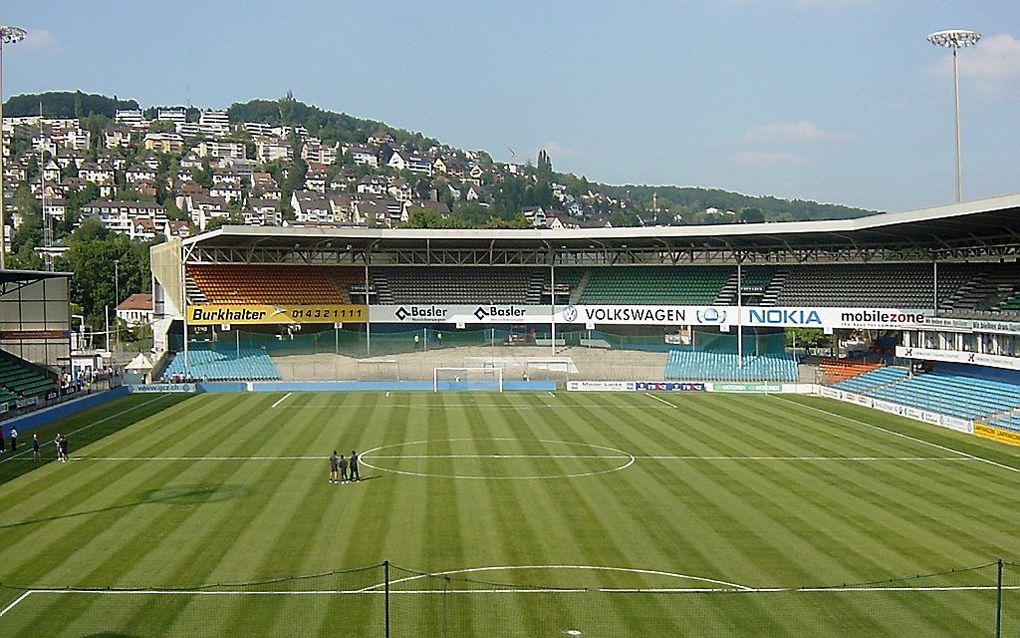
left=831, top=366, right=909, bottom=394
left=833, top=367, right=1020, bottom=421
left=161, top=347, right=281, bottom=381
left=0, top=350, right=59, bottom=407
left=988, top=411, right=1020, bottom=433
left=370, top=268, right=545, bottom=305
left=818, top=359, right=883, bottom=384
left=579, top=267, right=732, bottom=305
left=188, top=265, right=357, bottom=305
left=664, top=350, right=798, bottom=382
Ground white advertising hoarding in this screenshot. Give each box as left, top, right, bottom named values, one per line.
left=896, top=346, right=1020, bottom=371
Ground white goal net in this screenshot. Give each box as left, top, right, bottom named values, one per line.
left=357, top=360, right=401, bottom=381
left=433, top=367, right=504, bottom=392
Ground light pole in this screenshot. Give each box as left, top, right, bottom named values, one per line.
left=927, top=29, right=981, bottom=203
left=114, top=259, right=120, bottom=353
left=0, top=25, right=26, bottom=270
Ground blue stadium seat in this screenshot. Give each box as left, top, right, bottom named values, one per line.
left=664, top=351, right=798, bottom=382
left=839, top=370, right=1020, bottom=420
left=161, top=346, right=281, bottom=381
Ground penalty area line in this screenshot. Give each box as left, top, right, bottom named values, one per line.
left=0, top=590, right=33, bottom=618
left=271, top=392, right=292, bottom=408
left=644, top=393, right=677, bottom=408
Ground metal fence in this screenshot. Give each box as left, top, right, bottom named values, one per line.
left=2, top=560, right=1014, bottom=637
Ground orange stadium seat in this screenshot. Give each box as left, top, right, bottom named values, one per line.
left=188, top=266, right=363, bottom=305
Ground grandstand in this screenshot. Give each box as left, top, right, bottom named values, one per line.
left=147, top=193, right=1020, bottom=428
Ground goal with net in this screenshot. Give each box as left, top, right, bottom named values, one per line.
left=357, top=360, right=401, bottom=381
left=433, top=367, right=504, bottom=392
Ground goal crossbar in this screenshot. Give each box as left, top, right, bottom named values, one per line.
left=433, top=367, right=504, bottom=392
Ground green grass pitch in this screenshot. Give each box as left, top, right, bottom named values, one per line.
left=0, top=390, right=1017, bottom=637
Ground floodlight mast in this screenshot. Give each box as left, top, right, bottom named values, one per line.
left=927, top=29, right=980, bottom=204
left=0, top=25, right=27, bottom=271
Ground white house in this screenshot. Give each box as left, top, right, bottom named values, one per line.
left=291, top=190, right=334, bottom=223
left=116, top=293, right=154, bottom=327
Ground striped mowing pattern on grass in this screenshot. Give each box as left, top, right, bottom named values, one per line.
left=0, top=391, right=1016, bottom=636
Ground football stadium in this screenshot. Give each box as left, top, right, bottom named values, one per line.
left=1, top=195, right=1020, bottom=636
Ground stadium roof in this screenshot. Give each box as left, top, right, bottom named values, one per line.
left=183, top=193, right=1020, bottom=259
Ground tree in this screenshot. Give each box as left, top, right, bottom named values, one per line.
left=739, top=207, right=766, bottom=224
left=204, top=214, right=245, bottom=231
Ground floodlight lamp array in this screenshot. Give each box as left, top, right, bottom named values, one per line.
left=927, top=30, right=981, bottom=48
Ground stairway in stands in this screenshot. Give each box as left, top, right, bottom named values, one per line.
left=186, top=274, right=208, bottom=304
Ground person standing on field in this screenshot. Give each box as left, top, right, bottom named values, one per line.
left=349, top=450, right=360, bottom=482
left=8, top=427, right=15, bottom=452
left=329, top=450, right=340, bottom=484
left=0, top=426, right=5, bottom=453
left=32, top=433, right=40, bottom=461
left=339, top=454, right=349, bottom=483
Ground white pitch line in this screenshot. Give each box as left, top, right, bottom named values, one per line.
left=0, top=590, right=33, bottom=618
left=0, top=394, right=175, bottom=466
left=644, top=392, right=677, bottom=408
left=270, top=392, right=292, bottom=409
left=548, top=392, right=556, bottom=398
left=773, top=395, right=1020, bottom=474
left=61, top=454, right=971, bottom=463
left=17, top=584, right=1020, bottom=597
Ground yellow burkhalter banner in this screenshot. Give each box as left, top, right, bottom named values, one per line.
left=186, top=304, right=367, bottom=325
left=973, top=423, right=1020, bottom=447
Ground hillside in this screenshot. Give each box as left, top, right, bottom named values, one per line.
left=3, top=90, right=879, bottom=221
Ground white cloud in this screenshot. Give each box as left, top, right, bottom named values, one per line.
left=929, top=34, right=1020, bottom=94
left=744, top=120, right=843, bottom=144
left=732, top=151, right=808, bottom=167
left=20, top=29, right=59, bottom=52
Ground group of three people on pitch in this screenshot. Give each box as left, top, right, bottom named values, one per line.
left=329, top=450, right=360, bottom=484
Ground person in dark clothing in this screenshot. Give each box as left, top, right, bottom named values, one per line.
left=32, top=433, right=40, bottom=461
left=339, top=454, right=349, bottom=483
left=329, top=451, right=339, bottom=484
left=59, top=434, right=68, bottom=462
left=8, top=428, right=15, bottom=452
left=349, top=450, right=360, bottom=482
left=0, top=426, right=5, bottom=453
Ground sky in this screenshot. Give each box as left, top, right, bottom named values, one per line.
left=3, top=0, right=1019, bottom=212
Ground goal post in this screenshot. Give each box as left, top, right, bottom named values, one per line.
left=433, top=367, right=504, bottom=392
left=357, top=360, right=401, bottom=381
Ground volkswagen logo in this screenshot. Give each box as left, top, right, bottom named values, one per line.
left=562, top=305, right=578, bottom=322
left=696, top=308, right=727, bottom=324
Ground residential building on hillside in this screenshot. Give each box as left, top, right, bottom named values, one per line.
left=291, top=190, right=333, bottom=223
left=144, top=132, right=185, bottom=154
left=300, top=138, right=338, bottom=165
left=117, top=293, right=154, bottom=328
left=199, top=110, right=231, bottom=137
left=115, top=109, right=148, bottom=130
left=81, top=200, right=167, bottom=238
left=345, top=144, right=379, bottom=167
left=256, top=138, right=292, bottom=163
left=197, top=140, right=245, bottom=160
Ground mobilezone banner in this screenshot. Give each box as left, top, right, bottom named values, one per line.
left=369, top=304, right=932, bottom=329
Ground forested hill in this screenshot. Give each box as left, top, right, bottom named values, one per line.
left=3, top=91, right=139, bottom=118
left=3, top=90, right=879, bottom=219
left=597, top=185, right=875, bottom=222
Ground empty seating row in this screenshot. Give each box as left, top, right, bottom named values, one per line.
left=371, top=268, right=544, bottom=305
left=988, top=413, right=1020, bottom=433
left=831, top=367, right=909, bottom=394
left=664, top=351, right=798, bottom=382
left=818, top=358, right=883, bottom=384
left=580, top=267, right=731, bottom=304
left=0, top=352, right=59, bottom=409
left=161, top=347, right=281, bottom=381
left=188, top=266, right=356, bottom=305
left=866, top=373, right=1020, bottom=420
